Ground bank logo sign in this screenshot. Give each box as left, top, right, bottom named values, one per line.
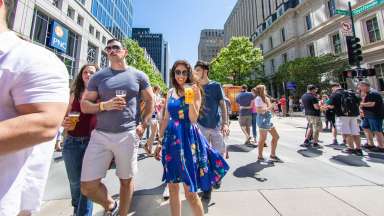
left=50, top=21, right=68, bottom=52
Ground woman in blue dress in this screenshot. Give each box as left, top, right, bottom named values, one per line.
left=154, top=60, right=229, bottom=216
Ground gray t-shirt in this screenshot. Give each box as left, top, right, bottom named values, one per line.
left=88, top=66, right=150, bottom=133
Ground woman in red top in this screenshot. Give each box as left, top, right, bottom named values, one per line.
left=62, top=64, right=99, bottom=216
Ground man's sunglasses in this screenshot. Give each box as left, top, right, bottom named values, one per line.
left=175, top=70, right=189, bottom=77
left=104, top=45, right=122, bottom=52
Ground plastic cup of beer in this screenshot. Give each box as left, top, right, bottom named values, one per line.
left=184, top=84, right=194, bottom=104
left=115, top=90, right=127, bottom=98
left=68, top=112, right=80, bottom=131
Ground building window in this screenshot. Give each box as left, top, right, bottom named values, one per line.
left=101, top=52, right=109, bottom=68
left=282, top=53, right=288, bottom=63
left=31, top=10, right=49, bottom=46
left=89, top=25, right=94, bottom=35
left=102, top=36, right=106, bottom=45
left=331, top=33, right=342, bottom=54
left=308, top=43, right=315, bottom=57
left=271, top=59, right=275, bottom=73
left=67, top=7, right=75, bottom=19
left=52, top=0, right=62, bottom=9
left=260, top=44, right=264, bottom=53
left=269, top=37, right=273, bottom=49
left=305, top=14, right=312, bottom=30
left=366, top=17, right=381, bottom=43
left=77, top=15, right=84, bottom=26
left=374, top=63, right=384, bottom=91
left=327, top=0, right=336, bottom=17
left=96, top=31, right=100, bottom=40
left=281, top=28, right=286, bottom=42
left=87, top=44, right=98, bottom=63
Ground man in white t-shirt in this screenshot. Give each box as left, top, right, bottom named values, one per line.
left=0, top=1, right=69, bottom=215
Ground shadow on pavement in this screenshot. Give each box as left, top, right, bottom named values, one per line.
left=366, top=152, right=384, bottom=164
left=134, top=183, right=167, bottom=196
left=128, top=195, right=191, bottom=216
left=297, top=148, right=323, bottom=158
left=330, top=155, right=370, bottom=167
left=227, top=144, right=256, bottom=153
left=233, top=162, right=274, bottom=182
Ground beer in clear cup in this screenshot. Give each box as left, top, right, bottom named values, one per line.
left=68, top=112, right=80, bottom=131
left=184, top=84, right=194, bottom=104
left=115, top=90, right=127, bottom=98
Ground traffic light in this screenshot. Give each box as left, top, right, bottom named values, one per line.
left=346, top=36, right=363, bottom=66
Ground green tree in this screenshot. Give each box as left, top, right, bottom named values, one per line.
left=274, top=54, right=349, bottom=97
left=210, top=37, right=264, bottom=86
left=123, top=38, right=167, bottom=90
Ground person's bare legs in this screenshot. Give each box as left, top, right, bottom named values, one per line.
left=363, top=129, right=375, bottom=146
left=168, top=183, right=181, bottom=216
left=305, top=126, right=313, bottom=141
left=183, top=184, right=204, bottom=216
left=344, top=134, right=353, bottom=149
left=258, top=130, right=268, bottom=159
left=240, top=126, right=250, bottom=142
left=81, top=180, right=115, bottom=210
left=269, top=127, right=280, bottom=157
left=145, top=121, right=158, bottom=154
left=332, top=126, right=337, bottom=141
left=375, top=132, right=384, bottom=148
left=17, top=211, right=31, bottom=216
left=119, top=178, right=134, bottom=216
left=353, top=135, right=361, bottom=149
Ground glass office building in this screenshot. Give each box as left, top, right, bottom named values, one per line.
left=132, top=28, right=164, bottom=74
left=91, top=0, right=133, bottom=39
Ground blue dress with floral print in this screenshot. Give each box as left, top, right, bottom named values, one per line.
left=161, top=95, right=229, bottom=192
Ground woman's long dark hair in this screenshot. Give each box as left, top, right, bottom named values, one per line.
left=72, top=64, right=100, bottom=100
left=170, top=60, right=192, bottom=96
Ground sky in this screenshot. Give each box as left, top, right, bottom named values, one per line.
left=133, top=0, right=237, bottom=68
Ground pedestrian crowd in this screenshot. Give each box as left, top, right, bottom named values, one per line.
left=300, top=83, right=384, bottom=156
left=1, top=1, right=383, bottom=216
left=0, top=21, right=232, bottom=214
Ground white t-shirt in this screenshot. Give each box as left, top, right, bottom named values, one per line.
left=255, top=96, right=267, bottom=109
left=0, top=31, right=69, bottom=215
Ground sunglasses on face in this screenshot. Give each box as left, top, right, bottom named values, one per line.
left=175, top=70, right=189, bottom=77
left=104, top=45, right=122, bottom=52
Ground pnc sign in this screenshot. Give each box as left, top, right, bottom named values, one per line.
left=50, top=21, right=68, bottom=52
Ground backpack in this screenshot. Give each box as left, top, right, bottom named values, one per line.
left=340, top=90, right=359, bottom=117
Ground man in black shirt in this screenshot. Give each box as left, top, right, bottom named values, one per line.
left=358, top=81, right=384, bottom=152
left=301, top=85, right=322, bottom=148
left=328, top=83, right=362, bottom=156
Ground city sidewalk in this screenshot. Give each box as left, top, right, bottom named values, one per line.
left=37, top=117, right=384, bottom=216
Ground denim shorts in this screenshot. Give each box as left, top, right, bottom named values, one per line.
left=361, top=117, right=383, bottom=132
left=256, top=111, right=274, bottom=130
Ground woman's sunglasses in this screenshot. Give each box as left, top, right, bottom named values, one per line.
left=175, top=70, right=189, bottom=77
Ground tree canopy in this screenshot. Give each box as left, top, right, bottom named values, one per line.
left=123, top=38, right=167, bottom=90
left=274, top=54, right=349, bottom=97
left=210, top=37, right=264, bottom=86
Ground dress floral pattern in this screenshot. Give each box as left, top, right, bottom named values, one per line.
left=162, top=95, right=229, bottom=192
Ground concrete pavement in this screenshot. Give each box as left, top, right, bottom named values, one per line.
left=36, top=116, right=384, bottom=216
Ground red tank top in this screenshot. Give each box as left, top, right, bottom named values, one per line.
left=68, top=97, right=96, bottom=137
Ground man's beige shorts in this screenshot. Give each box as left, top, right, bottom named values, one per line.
left=306, top=115, right=322, bottom=131
left=81, top=129, right=139, bottom=181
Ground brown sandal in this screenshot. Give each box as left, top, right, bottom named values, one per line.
left=144, top=143, right=153, bottom=156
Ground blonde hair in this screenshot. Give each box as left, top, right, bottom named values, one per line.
left=254, top=85, right=267, bottom=103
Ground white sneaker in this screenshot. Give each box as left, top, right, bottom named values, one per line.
left=163, top=185, right=169, bottom=200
